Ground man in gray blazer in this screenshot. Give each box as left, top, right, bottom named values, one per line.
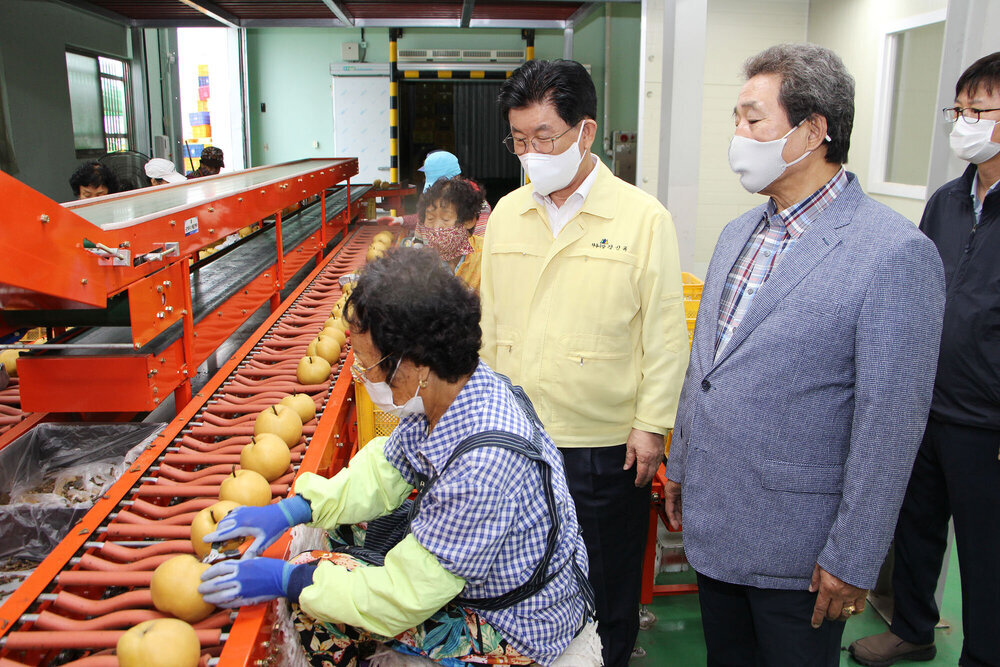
left=664, top=43, right=946, bottom=666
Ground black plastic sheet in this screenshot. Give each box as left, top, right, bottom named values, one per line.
left=0, top=422, right=163, bottom=561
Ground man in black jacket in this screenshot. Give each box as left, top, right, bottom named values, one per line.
left=850, top=52, right=1000, bottom=667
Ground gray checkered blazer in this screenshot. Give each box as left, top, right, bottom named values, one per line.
left=665, top=173, right=946, bottom=590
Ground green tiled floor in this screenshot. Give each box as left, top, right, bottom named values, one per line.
left=639, top=543, right=964, bottom=665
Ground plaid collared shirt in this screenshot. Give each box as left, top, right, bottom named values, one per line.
left=715, top=168, right=848, bottom=357
left=383, top=362, right=588, bottom=665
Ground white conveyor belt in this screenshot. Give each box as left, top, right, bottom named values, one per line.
left=62, top=160, right=352, bottom=231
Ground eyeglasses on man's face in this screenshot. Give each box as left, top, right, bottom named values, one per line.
left=502, top=121, right=582, bottom=155
left=942, top=106, right=1000, bottom=124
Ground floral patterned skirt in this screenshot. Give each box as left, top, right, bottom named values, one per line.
left=289, top=549, right=534, bottom=667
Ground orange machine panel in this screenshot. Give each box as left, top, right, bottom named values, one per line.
left=18, top=355, right=158, bottom=412
left=127, top=262, right=187, bottom=348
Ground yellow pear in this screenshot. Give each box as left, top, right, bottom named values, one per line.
left=320, top=327, right=347, bottom=347
left=254, top=404, right=302, bottom=447
left=190, top=500, right=242, bottom=558
left=150, top=555, right=214, bottom=623
left=0, top=350, right=21, bottom=377
left=241, top=434, right=292, bottom=481
left=310, top=336, right=341, bottom=364
left=279, top=393, right=316, bottom=424
left=117, top=618, right=200, bottom=667
left=297, top=355, right=332, bottom=385
left=219, top=469, right=272, bottom=507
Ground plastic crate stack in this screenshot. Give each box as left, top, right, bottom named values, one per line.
left=184, top=65, right=212, bottom=173
left=682, top=272, right=704, bottom=347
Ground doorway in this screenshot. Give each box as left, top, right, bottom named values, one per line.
left=400, top=80, right=520, bottom=209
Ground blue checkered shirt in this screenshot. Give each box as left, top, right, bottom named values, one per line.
left=384, top=362, right=589, bottom=665
left=716, top=168, right=848, bottom=357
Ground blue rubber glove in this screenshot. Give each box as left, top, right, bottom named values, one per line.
left=198, top=557, right=300, bottom=607
left=202, top=494, right=313, bottom=558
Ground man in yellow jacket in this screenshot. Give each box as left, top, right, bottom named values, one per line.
left=481, top=59, right=689, bottom=667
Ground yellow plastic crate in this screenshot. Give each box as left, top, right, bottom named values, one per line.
left=683, top=300, right=700, bottom=318
left=355, top=380, right=399, bottom=447
left=192, top=124, right=212, bottom=139
left=682, top=271, right=704, bottom=300
left=21, top=327, right=46, bottom=343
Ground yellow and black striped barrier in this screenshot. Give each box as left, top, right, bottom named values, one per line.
left=399, top=70, right=511, bottom=80
left=389, top=29, right=400, bottom=186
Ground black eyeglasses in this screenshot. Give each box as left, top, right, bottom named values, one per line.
left=942, top=107, right=1000, bottom=124
left=502, top=122, right=581, bottom=155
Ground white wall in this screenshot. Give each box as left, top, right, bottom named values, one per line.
left=808, top=0, right=949, bottom=224
left=0, top=0, right=131, bottom=200
left=692, top=0, right=809, bottom=276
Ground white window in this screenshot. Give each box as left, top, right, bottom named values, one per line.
left=869, top=11, right=946, bottom=200
left=66, top=51, right=132, bottom=157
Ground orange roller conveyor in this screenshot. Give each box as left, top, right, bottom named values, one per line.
left=0, top=225, right=384, bottom=666
left=1, top=629, right=222, bottom=650
left=90, top=540, right=194, bottom=561
left=46, top=590, right=155, bottom=615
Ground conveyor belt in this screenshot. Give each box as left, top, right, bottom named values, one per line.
left=188, top=185, right=370, bottom=323
left=0, top=225, right=384, bottom=666
left=17, top=185, right=371, bottom=363
left=64, top=160, right=353, bottom=231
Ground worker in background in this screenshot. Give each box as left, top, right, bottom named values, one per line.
left=380, top=150, right=491, bottom=236
left=849, top=52, right=1000, bottom=667
left=663, top=44, right=946, bottom=666
left=198, top=248, right=600, bottom=666
left=144, top=157, right=185, bottom=186
left=480, top=59, right=688, bottom=667
left=415, top=178, right=485, bottom=290
left=187, top=146, right=224, bottom=179
left=68, top=161, right=119, bottom=199
left=420, top=149, right=461, bottom=191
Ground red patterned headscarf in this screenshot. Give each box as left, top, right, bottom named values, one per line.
left=416, top=224, right=474, bottom=262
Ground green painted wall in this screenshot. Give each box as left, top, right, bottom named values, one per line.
left=246, top=4, right=641, bottom=174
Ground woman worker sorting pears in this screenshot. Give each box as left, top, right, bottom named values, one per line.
left=198, top=248, right=600, bottom=666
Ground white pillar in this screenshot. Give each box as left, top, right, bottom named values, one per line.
left=563, top=27, right=574, bottom=60
left=636, top=0, right=707, bottom=272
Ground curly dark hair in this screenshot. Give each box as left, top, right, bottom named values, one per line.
left=69, top=161, right=120, bottom=197
left=416, top=178, right=484, bottom=235
left=345, top=247, right=481, bottom=383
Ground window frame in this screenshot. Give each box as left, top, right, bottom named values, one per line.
left=868, top=9, right=947, bottom=201
left=66, top=48, right=134, bottom=159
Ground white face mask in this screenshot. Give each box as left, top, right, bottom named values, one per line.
left=728, top=121, right=820, bottom=194
left=949, top=118, right=1000, bottom=164
left=518, top=123, right=587, bottom=196
left=362, top=357, right=425, bottom=418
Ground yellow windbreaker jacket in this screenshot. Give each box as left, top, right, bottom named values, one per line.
left=480, top=160, right=689, bottom=448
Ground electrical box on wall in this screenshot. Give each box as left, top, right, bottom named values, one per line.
left=612, top=131, right=637, bottom=185
left=342, top=42, right=361, bottom=62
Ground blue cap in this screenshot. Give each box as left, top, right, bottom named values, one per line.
left=419, top=151, right=461, bottom=191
